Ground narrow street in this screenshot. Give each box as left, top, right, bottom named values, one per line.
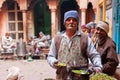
left=0, top=60, right=56, bottom=80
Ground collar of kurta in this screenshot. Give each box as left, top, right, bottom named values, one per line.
left=61, top=31, right=82, bottom=38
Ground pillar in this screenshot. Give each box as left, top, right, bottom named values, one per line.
left=81, top=8, right=86, bottom=25
left=51, top=9, right=56, bottom=37
left=22, top=10, right=27, bottom=42
left=46, top=0, right=60, bottom=38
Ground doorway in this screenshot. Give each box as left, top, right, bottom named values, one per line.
left=34, top=0, right=51, bottom=37
left=59, top=0, right=79, bottom=32
left=113, top=0, right=120, bottom=54
left=86, top=2, right=95, bottom=24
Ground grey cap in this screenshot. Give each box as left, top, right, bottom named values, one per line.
left=96, top=21, right=109, bottom=33
left=86, top=22, right=96, bottom=29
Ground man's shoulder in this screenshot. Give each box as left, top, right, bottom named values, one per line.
left=54, top=34, right=62, bottom=38
left=106, top=37, right=116, bottom=46
left=2, top=36, right=8, bottom=40
left=79, top=33, right=88, bottom=41
left=54, top=31, right=65, bottom=39
left=54, top=34, right=62, bottom=42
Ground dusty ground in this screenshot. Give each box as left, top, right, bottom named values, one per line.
left=0, top=54, right=120, bottom=80
left=0, top=60, right=56, bottom=80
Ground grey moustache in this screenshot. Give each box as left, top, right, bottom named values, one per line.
left=68, top=24, right=76, bottom=27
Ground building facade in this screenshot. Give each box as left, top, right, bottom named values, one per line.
left=0, top=0, right=97, bottom=41
left=0, top=0, right=119, bottom=53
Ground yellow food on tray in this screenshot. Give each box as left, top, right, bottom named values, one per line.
left=57, top=63, right=66, bottom=67
left=90, top=73, right=114, bottom=80
left=72, top=70, right=90, bottom=75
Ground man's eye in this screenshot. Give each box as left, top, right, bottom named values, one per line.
left=66, top=19, right=71, bottom=21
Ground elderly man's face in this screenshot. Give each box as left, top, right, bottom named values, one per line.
left=65, top=17, right=78, bottom=31
left=96, top=27, right=107, bottom=39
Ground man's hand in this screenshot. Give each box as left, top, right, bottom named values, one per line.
left=53, top=61, right=58, bottom=68
left=94, top=68, right=102, bottom=74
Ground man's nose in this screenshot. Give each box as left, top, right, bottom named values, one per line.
left=96, top=30, right=100, bottom=33
left=69, top=19, right=74, bottom=23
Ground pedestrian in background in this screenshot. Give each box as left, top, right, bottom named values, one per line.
left=81, top=24, right=88, bottom=35
left=86, top=22, right=96, bottom=38
left=86, top=22, right=97, bottom=46
left=1, top=32, right=16, bottom=52
left=34, top=32, right=49, bottom=54
left=47, top=10, right=102, bottom=80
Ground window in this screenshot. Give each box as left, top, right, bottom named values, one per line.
left=7, top=1, right=23, bottom=41
left=100, top=5, right=103, bottom=21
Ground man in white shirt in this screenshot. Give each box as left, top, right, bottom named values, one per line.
left=1, top=33, right=15, bottom=52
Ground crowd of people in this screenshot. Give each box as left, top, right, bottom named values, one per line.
left=47, top=10, right=119, bottom=80
left=0, top=31, right=50, bottom=55
left=82, top=21, right=119, bottom=76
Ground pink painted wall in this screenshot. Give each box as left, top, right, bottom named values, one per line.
left=0, top=4, right=7, bottom=38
